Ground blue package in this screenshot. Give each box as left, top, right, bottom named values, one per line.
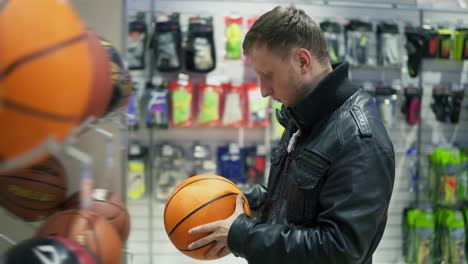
left=217, top=144, right=246, bottom=183
left=146, top=89, right=169, bottom=128
left=127, top=91, right=139, bottom=130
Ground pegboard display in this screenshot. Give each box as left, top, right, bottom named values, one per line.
left=123, top=1, right=468, bottom=264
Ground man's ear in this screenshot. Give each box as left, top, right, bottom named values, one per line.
left=297, top=48, right=312, bottom=72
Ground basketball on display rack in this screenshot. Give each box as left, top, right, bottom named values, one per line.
left=36, top=208, right=123, bottom=264
left=0, top=155, right=67, bottom=222
left=62, top=188, right=131, bottom=242
left=2, top=236, right=99, bottom=264
left=164, top=174, right=251, bottom=260
left=99, top=37, right=132, bottom=114
left=0, top=0, right=95, bottom=169
left=82, top=30, right=113, bottom=120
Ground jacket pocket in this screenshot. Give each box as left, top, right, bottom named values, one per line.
left=286, top=150, right=330, bottom=225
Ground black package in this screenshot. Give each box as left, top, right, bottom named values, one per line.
left=185, top=16, right=216, bottom=73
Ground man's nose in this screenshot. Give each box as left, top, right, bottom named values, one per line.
left=260, top=81, right=271, bottom=97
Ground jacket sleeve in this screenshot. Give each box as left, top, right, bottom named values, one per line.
left=228, top=136, right=395, bottom=264
left=243, top=184, right=267, bottom=211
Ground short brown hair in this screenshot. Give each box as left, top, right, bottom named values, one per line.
left=243, top=6, right=329, bottom=64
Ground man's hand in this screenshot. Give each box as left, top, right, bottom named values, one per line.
left=187, top=194, right=245, bottom=259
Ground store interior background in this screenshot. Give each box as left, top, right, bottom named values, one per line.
left=1, top=0, right=468, bottom=264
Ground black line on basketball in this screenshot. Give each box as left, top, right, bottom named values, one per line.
left=98, top=201, right=122, bottom=221
left=0, top=175, right=66, bottom=190
left=168, top=192, right=238, bottom=237
left=0, top=193, right=59, bottom=211
left=0, top=0, right=8, bottom=12
left=90, top=214, right=103, bottom=263
left=0, top=33, right=88, bottom=81
left=3, top=98, right=82, bottom=122
left=164, top=177, right=239, bottom=217
left=179, top=241, right=215, bottom=252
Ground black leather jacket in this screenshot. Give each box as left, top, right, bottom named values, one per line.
left=228, top=62, right=395, bottom=264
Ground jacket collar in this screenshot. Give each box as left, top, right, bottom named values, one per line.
left=279, top=62, right=358, bottom=132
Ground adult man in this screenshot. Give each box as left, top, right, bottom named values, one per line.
left=188, top=6, right=395, bottom=263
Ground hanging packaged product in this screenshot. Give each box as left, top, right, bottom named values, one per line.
left=413, top=209, right=436, bottom=264
left=127, top=11, right=148, bottom=70
left=437, top=27, right=452, bottom=59
left=450, top=87, right=465, bottom=124
left=453, top=28, right=468, bottom=60
left=405, top=25, right=427, bottom=77
left=151, top=13, right=182, bottom=72
left=405, top=147, right=418, bottom=192
left=185, top=16, right=216, bottom=73
left=430, top=148, right=462, bottom=205
left=169, top=74, right=194, bottom=127
left=320, top=20, right=345, bottom=64
left=374, top=85, right=398, bottom=128
left=401, top=86, right=422, bottom=125
left=246, top=82, right=270, bottom=128
left=189, top=142, right=216, bottom=176
left=153, top=143, right=187, bottom=201
left=127, top=141, right=147, bottom=200
left=402, top=207, right=421, bottom=263
left=225, top=16, right=243, bottom=60
left=196, top=82, right=222, bottom=127
left=436, top=208, right=466, bottom=264
left=376, top=21, right=400, bottom=66
left=344, top=20, right=375, bottom=66
left=459, top=150, right=468, bottom=202
left=217, top=143, right=245, bottom=184
left=221, top=82, right=246, bottom=128
left=127, top=89, right=139, bottom=130
left=146, top=81, right=169, bottom=128
left=431, top=85, right=451, bottom=123
left=247, top=145, right=266, bottom=187
left=271, top=100, right=285, bottom=141
left=423, top=25, right=439, bottom=58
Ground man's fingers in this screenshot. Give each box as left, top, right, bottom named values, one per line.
left=234, top=195, right=245, bottom=214
left=188, top=233, right=216, bottom=250
left=217, top=246, right=231, bottom=258
left=204, top=242, right=224, bottom=259
left=189, top=221, right=220, bottom=235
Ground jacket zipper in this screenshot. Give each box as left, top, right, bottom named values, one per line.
left=270, top=129, right=301, bottom=220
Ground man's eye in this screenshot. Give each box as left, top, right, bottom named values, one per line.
left=264, top=73, right=272, bottom=80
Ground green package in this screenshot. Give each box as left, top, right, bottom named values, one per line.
left=446, top=210, right=466, bottom=264
left=198, top=90, right=219, bottom=124
left=225, top=22, right=243, bottom=59
left=404, top=208, right=421, bottom=263
left=459, top=150, right=468, bottom=201
left=429, top=148, right=462, bottom=205
left=454, top=28, right=468, bottom=60
left=414, top=209, right=435, bottom=264
left=172, top=89, right=192, bottom=125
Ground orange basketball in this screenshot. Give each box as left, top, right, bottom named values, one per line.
left=164, top=174, right=251, bottom=260
left=62, top=188, right=131, bottom=242
left=0, top=155, right=67, bottom=222
left=82, top=30, right=112, bottom=120
left=36, top=209, right=123, bottom=264
left=0, top=0, right=93, bottom=168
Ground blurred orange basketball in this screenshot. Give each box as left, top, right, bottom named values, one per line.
left=0, top=155, right=67, bottom=221
left=36, top=209, right=123, bottom=264
left=0, top=0, right=93, bottom=168
left=164, top=174, right=250, bottom=260
left=82, top=30, right=112, bottom=120
left=62, top=188, right=131, bottom=242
